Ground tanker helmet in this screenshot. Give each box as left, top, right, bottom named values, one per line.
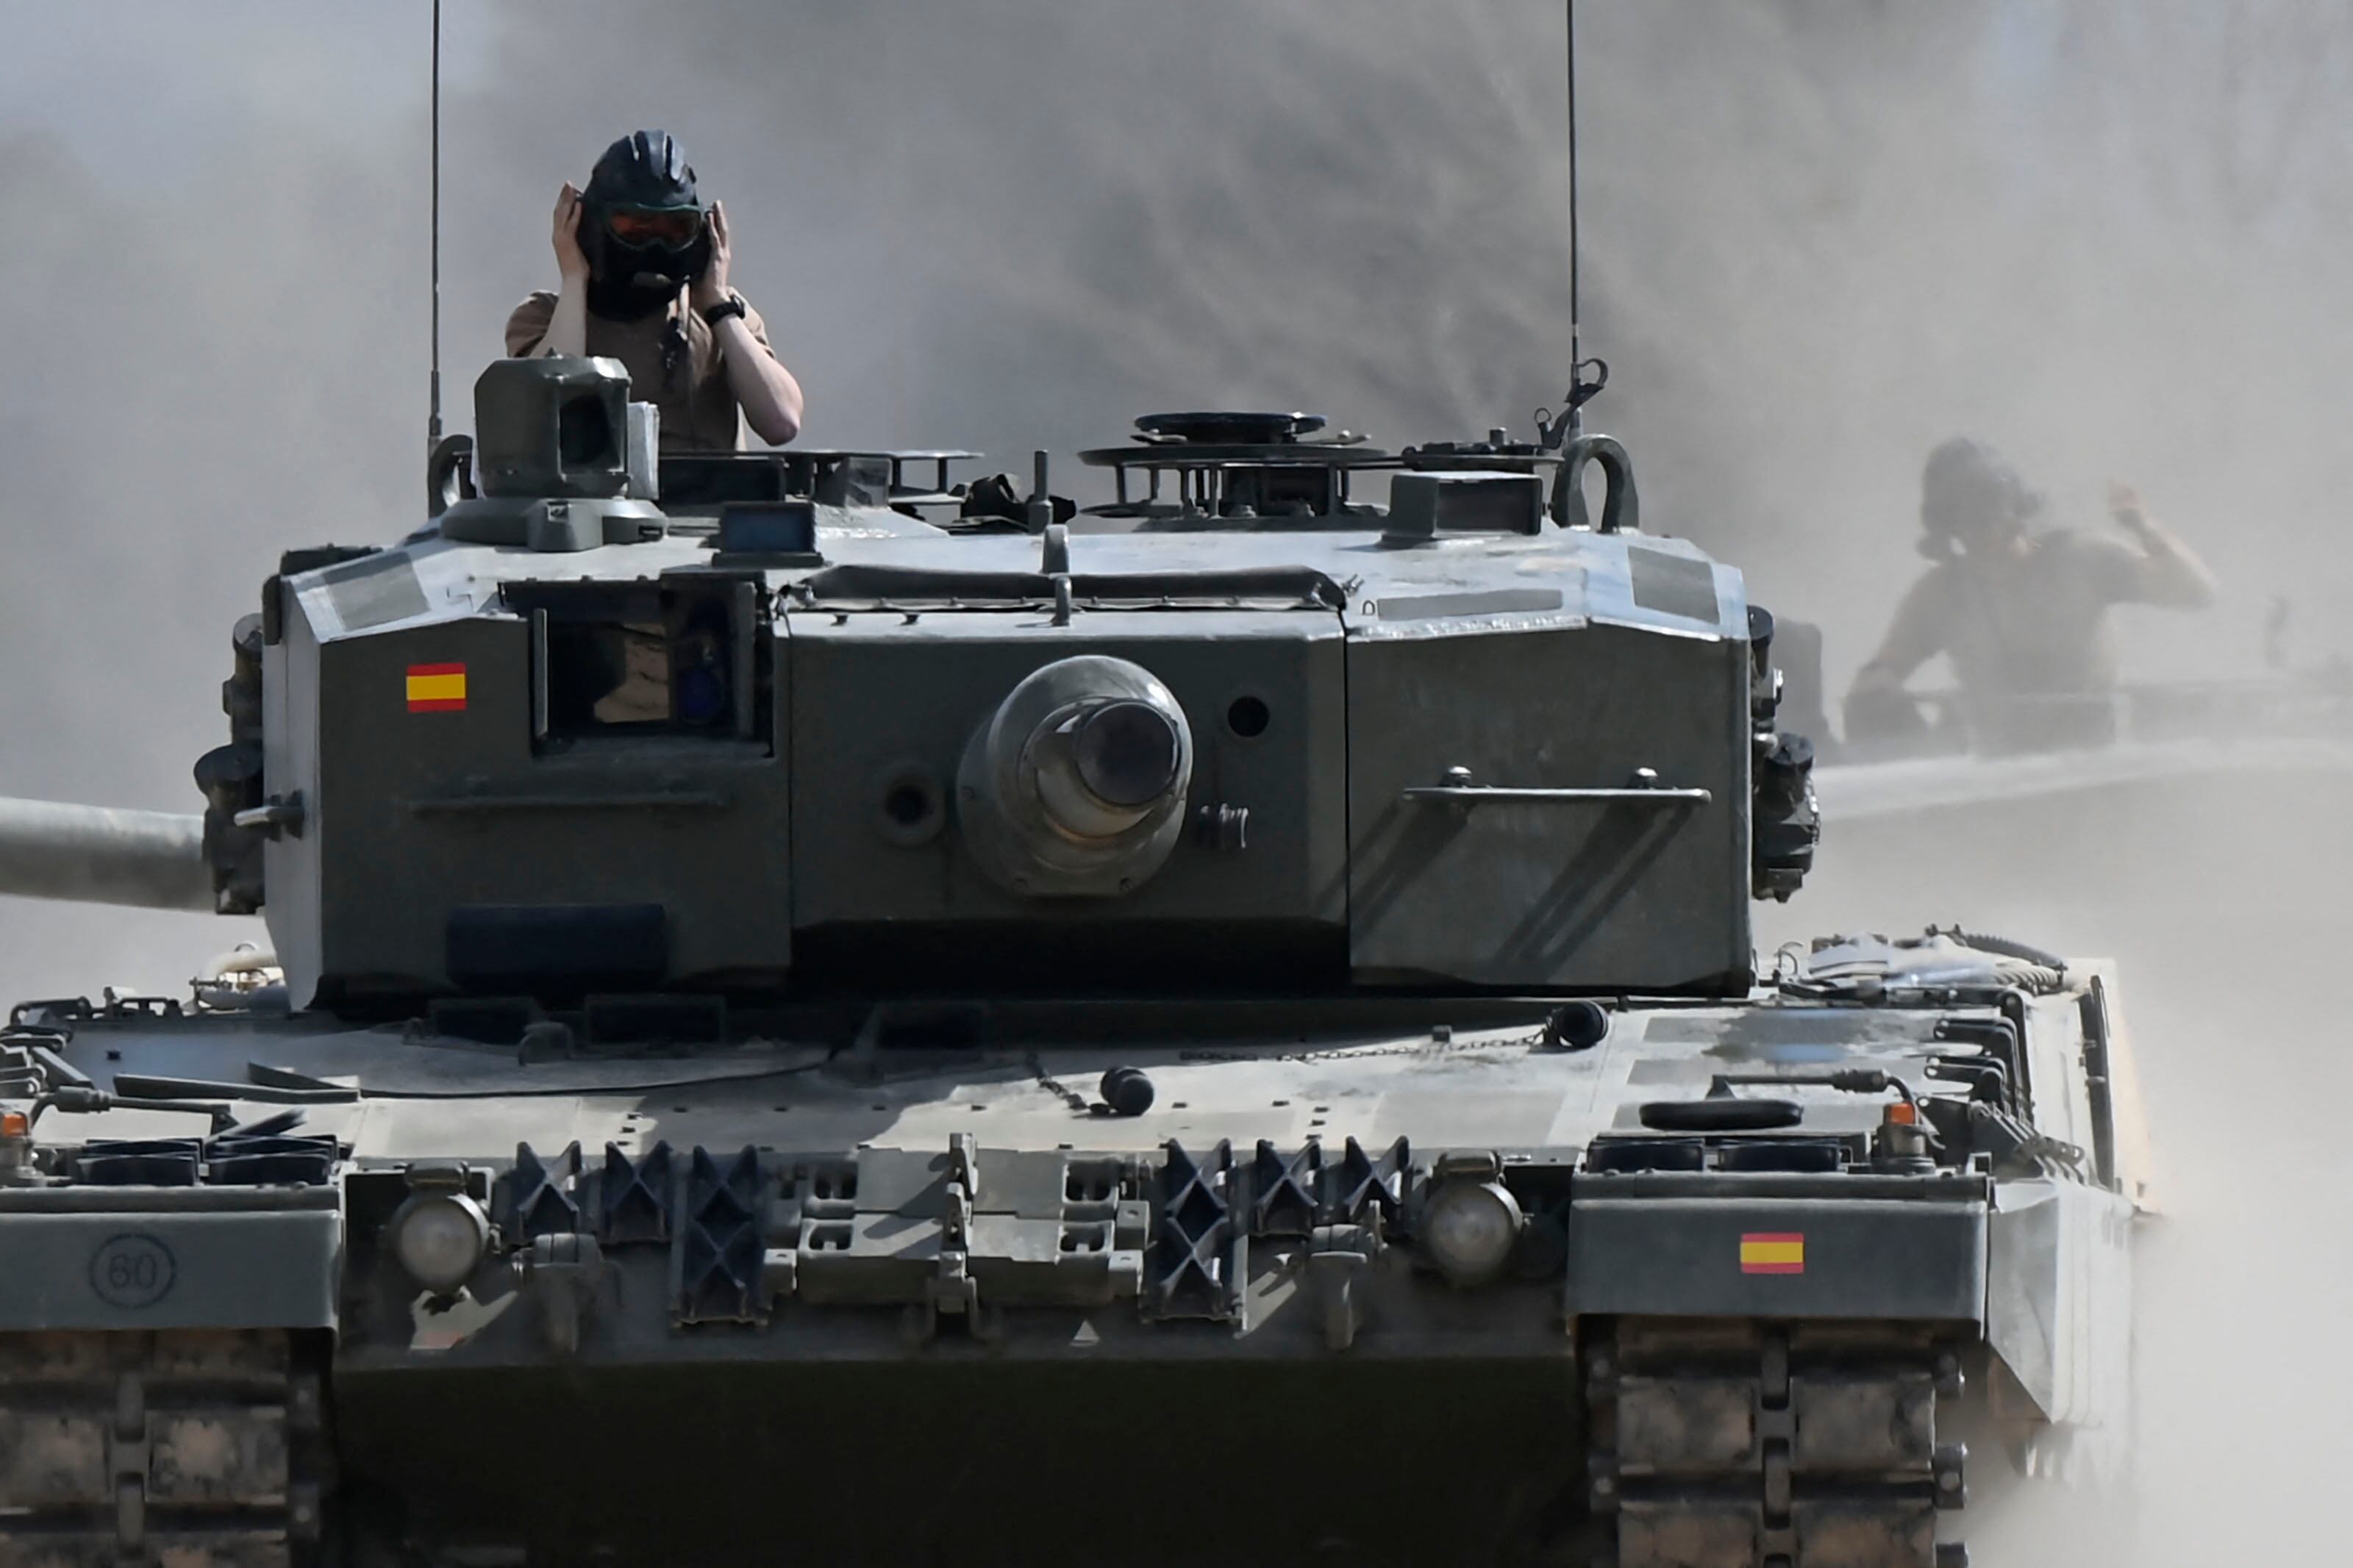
left=580, top=129, right=712, bottom=322
left=1918, top=436, right=2040, bottom=559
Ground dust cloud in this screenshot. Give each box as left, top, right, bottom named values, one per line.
left=2, top=3, right=2349, bottom=1560
left=1761, top=773, right=2353, bottom=1567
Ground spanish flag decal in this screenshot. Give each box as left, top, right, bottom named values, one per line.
left=405, top=662, right=468, bottom=712
left=1740, top=1232, right=1805, bottom=1275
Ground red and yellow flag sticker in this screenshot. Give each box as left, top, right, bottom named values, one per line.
left=405, top=662, right=468, bottom=712
left=1740, top=1232, right=1805, bottom=1275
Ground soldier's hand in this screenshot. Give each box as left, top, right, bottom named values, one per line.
left=552, top=182, right=590, bottom=284
left=690, top=200, right=733, bottom=312
left=2107, top=480, right=2151, bottom=538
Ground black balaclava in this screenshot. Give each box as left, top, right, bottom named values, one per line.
left=579, top=130, right=712, bottom=323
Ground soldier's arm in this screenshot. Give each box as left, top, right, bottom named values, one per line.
left=712, top=309, right=803, bottom=445
left=693, top=202, right=803, bottom=445
left=2104, top=483, right=2219, bottom=609
left=532, top=279, right=590, bottom=358
left=512, top=182, right=591, bottom=358
left=1849, top=569, right=1949, bottom=691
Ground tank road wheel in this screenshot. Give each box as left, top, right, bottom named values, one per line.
left=1582, top=1320, right=1966, bottom=1568
left=0, top=1328, right=331, bottom=1567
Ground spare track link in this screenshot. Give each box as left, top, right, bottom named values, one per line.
left=0, top=1330, right=323, bottom=1568
left=1585, top=1320, right=1968, bottom=1568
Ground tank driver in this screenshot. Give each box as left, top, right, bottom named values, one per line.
left=1844, top=437, right=2218, bottom=752
left=505, top=129, right=803, bottom=451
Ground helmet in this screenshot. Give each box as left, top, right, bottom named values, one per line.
left=1918, top=437, right=2040, bottom=559
left=579, top=130, right=712, bottom=322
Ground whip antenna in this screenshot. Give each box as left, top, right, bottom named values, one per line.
left=1568, top=0, right=1579, bottom=387
left=427, top=0, right=443, bottom=455
left=1538, top=0, right=1607, bottom=450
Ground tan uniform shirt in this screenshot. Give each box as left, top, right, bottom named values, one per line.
left=1857, top=527, right=2206, bottom=701
left=504, top=290, right=774, bottom=453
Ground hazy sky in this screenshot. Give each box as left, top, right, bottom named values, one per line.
left=0, top=7, right=415, bottom=148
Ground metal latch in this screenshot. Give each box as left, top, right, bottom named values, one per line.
left=1307, top=1223, right=1378, bottom=1351
left=233, top=791, right=307, bottom=840
left=514, top=1231, right=606, bottom=1356
left=910, top=1133, right=990, bottom=1344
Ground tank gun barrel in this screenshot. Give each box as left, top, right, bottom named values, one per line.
left=0, top=796, right=213, bottom=912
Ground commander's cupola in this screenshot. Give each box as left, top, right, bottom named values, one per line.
left=435, top=357, right=668, bottom=553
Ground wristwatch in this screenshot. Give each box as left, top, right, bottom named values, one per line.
left=699, top=293, right=748, bottom=327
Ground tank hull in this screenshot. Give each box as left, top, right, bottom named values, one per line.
left=0, top=956, right=2138, bottom=1567
left=332, top=1358, right=1580, bottom=1564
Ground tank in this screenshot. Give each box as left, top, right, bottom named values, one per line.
left=0, top=359, right=2145, bottom=1568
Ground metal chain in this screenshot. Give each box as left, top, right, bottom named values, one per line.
left=1179, top=1027, right=1546, bottom=1068
left=1026, top=1053, right=1092, bottom=1114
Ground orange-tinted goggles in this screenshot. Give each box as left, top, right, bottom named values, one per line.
left=605, top=206, right=704, bottom=247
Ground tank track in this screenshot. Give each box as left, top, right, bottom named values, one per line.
left=1585, top=1320, right=1969, bottom=1568
left=0, top=1330, right=324, bottom=1568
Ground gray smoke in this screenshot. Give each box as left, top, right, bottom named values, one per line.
left=3, top=6, right=2351, bottom=1558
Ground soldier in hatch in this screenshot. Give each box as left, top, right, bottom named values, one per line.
left=1844, top=437, right=2218, bottom=753
left=506, top=129, right=804, bottom=451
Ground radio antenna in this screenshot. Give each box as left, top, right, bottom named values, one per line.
left=1538, top=0, right=1607, bottom=450
left=426, top=0, right=443, bottom=456
left=1567, top=0, right=1580, bottom=390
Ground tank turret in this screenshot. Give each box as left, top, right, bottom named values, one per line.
left=188, top=360, right=1817, bottom=1009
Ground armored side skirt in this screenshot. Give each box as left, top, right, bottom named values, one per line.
left=1565, top=1173, right=1990, bottom=1324
left=0, top=1188, right=339, bottom=1333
